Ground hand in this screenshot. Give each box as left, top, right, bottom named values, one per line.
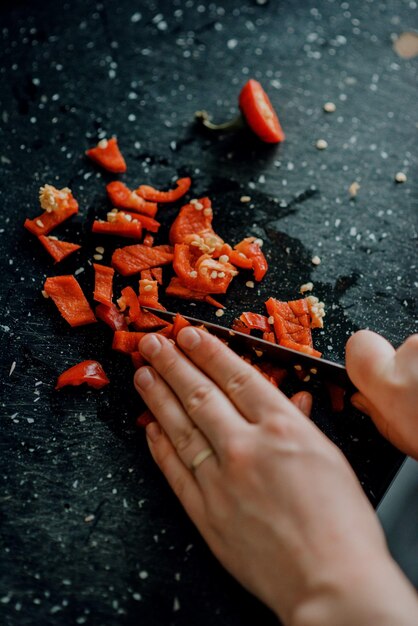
left=346, top=331, right=418, bottom=459
left=134, top=328, right=418, bottom=626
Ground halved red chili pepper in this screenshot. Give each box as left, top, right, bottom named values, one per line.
left=238, top=79, right=285, bottom=144
left=86, top=137, right=127, bottom=173
left=143, top=233, right=155, bottom=247
left=173, top=244, right=237, bottom=294
left=44, top=275, right=97, bottom=327
left=95, top=303, right=128, bottom=331
left=55, top=360, right=110, bottom=390
left=92, top=213, right=143, bottom=240
left=111, top=244, right=174, bottom=276
left=106, top=181, right=158, bottom=218
left=239, top=312, right=271, bottom=333
left=234, top=237, right=268, bottom=282
left=24, top=185, right=79, bottom=237
left=136, top=177, right=191, bottom=203
left=93, top=263, right=114, bottom=306
left=165, top=277, right=225, bottom=309
left=38, top=236, right=81, bottom=263
left=112, top=331, right=146, bottom=354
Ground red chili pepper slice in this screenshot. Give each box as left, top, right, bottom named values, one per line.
left=24, top=186, right=79, bottom=237
left=55, top=360, right=110, bottom=390
left=172, top=313, right=192, bottom=339
left=265, top=297, right=322, bottom=358
left=238, top=79, right=285, bottom=144
left=118, top=286, right=141, bottom=324
left=138, top=277, right=159, bottom=301
left=173, top=244, right=237, bottom=294
left=95, top=303, right=128, bottom=331
left=150, top=267, right=163, bottom=284
left=38, top=236, right=81, bottom=263
left=169, top=197, right=213, bottom=244
left=117, top=211, right=160, bottom=234
left=143, top=233, right=155, bottom=248
left=111, top=244, right=174, bottom=276
left=234, top=237, right=268, bottom=281
left=136, top=177, right=191, bottom=203
left=44, top=275, right=97, bottom=327
left=112, top=331, right=146, bottom=354
left=218, top=244, right=253, bottom=270
left=86, top=138, right=127, bottom=173
left=165, top=277, right=225, bottom=308
left=93, top=263, right=114, bottom=306
left=106, top=181, right=158, bottom=218
left=239, top=312, right=271, bottom=333
left=92, top=216, right=143, bottom=240
left=231, top=318, right=252, bottom=335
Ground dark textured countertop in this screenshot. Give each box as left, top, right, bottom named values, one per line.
left=0, top=1, right=417, bottom=624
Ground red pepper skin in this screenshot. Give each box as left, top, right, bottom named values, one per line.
left=238, top=79, right=285, bottom=144
left=44, top=276, right=97, bottom=327
left=55, top=360, right=110, bottom=390
left=150, top=267, right=163, bottom=284
left=165, top=277, right=224, bottom=308
left=24, top=200, right=78, bottom=237
left=93, top=263, right=114, bottom=306
left=136, top=409, right=156, bottom=428
left=143, top=234, right=155, bottom=248
left=219, top=244, right=253, bottom=270
left=111, top=244, right=174, bottom=276
left=86, top=138, right=127, bottom=173
left=172, top=313, right=192, bottom=339
left=95, top=303, right=128, bottom=331
left=239, top=312, right=271, bottom=333
left=106, top=181, right=158, bottom=218
left=38, top=236, right=81, bottom=263
left=92, top=219, right=143, bottom=240
left=119, top=211, right=160, bottom=233
left=173, top=244, right=235, bottom=294
left=112, top=331, right=146, bottom=354
left=136, top=177, right=191, bottom=203
left=234, top=238, right=268, bottom=281
left=118, top=286, right=141, bottom=324
left=262, top=331, right=276, bottom=344
left=231, top=318, right=252, bottom=335
left=169, top=198, right=221, bottom=247
left=265, top=297, right=322, bottom=358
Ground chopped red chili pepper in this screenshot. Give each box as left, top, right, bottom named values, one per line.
left=136, top=177, right=191, bottom=203
left=136, top=409, right=156, bottom=428
left=111, top=244, right=174, bottom=276
left=173, top=244, right=237, bottom=294
left=131, top=352, right=147, bottom=370
left=95, top=303, right=128, bottom=331
left=143, top=233, right=155, bottom=247
left=218, top=244, right=253, bottom=270
left=262, top=331, right=276, bottom=344
left=150, top=267, right=163, bottom=284
left=44, top=275, right=97, bottom=327
left=92, top=212, right=143, bottom=239
left=93, top=263, right=114, bottom=306
left=238, top=79, right=285, bottom=144
left=117, top=211, right=161, bottom=233
left=118, top=286, right=141, bottom=325
left=106, top=181, right=158, bottom=218
left=165, top=277, right=224, bottom=308
left=234, top=237, right=268, bottom=281
left=139, top=277, right=159, bottom=301
left=231, top=318, right=252, bottom=335
left=86, top=137, right=127, bottom=173
left=55, top=360, right=110, bottom=390
left=24, top=185, right=79, bottom=237
left=239, top=312, right=271, bottom=333
left=112, top=331, right=146, bottom=354
left=38, top=236, right=81, bottom=263
left=172, top=313, right=192, bottom=339
left=326, top=382, right=346, bottom=412
left=265, top=297, right=322, bottom=358
left=169, top=198, right=223, bottom=254
left=140, top=270, right=153, bottom=280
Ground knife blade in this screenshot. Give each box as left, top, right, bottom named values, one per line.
left=143, top=307, right=355, bottom=390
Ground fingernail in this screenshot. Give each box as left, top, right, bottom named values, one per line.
left=146, top=421, right=161, bottom=443
left=177, top=327, right=201, bottom=350
left=135, top=367, right=154, bottom=391
left=139, top=334, right=162, bottom=359
left=299, top=392, right=312, bottom=416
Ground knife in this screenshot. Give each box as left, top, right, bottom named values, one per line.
left=143, top=307, right=355, bottom=390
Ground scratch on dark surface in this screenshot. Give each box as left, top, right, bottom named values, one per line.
left=85, top=498, right=108, bottom=543
left=287, top=186, right=319, bottom=208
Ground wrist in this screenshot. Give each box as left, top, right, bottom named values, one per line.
left=288, top=551, right=418, bottom=626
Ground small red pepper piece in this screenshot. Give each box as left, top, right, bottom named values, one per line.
left=131, top=352, right=147, bottom=370
left=326, top=382, right=347, bottom=412
left=136, top=409, right=156, bottom=428
left=55, top=360, right=110, bottom=390
left=218, top=244, right=253, bottom=270
left=238, top=312, right=271, bottom=333
left=150, top=267, right=163, bottom=284
left=118, top=286, right=141, bottom=325
left=106, top=181, right=158, bottom=218
left=44, top=275, right=97, bottom=327
left=93, top=263, right=114, bottom=306
left=111, top=244, right=174, bottom=276
left=86, top=137, right=127, bottom=173
left=136, top=177, right=191, bottom=203
left=238, top=79, right=285, bottom=144
left=143, top=233, right=155, bottom=248
left=95, top=303, right=128, bottom=331
left=38, top=236, right=81, bottom=263
left=172, top=313, right=192, bottom=339
left=234, top=237, right=268, bottom=282
left=117, top=211, right=161, bottom=233
left=92, top=214, right=143, bottom=240
left=173, top=244, right=237, bottom=294
left=265, top=297, right=322, bottom=358
left=165, top=277, right=225, bottom=309
left=24, top=186, right=79, bottom=237
left=112, top=331, right=146, bottom=354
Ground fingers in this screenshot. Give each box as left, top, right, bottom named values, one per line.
left=346, top=330, right=395, bottom=406
left=290, top=391, right=312, bottom=418
left=145, top=421, right=208, bottom=527
left=177, top=327, right=301, bottom=423
left=138, top=334, right=245, bottom=449
left=134, top=366, right=218, bottom=482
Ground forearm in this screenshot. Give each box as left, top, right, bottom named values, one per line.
left=289, top=553, right=418, bottom=626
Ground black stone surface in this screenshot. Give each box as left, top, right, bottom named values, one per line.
left=0, top=1, right=417, bottom=624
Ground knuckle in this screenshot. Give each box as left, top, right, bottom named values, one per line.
left=184, top=384, right=214, bottom=416
left=174, top=425, right=199, bottom=454
left=161, top=355, right=178, bottom=378
left=225, top=369, right=252, bottom=397
left=223, top=437, right=252, bottom=469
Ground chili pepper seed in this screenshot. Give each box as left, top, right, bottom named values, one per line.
left=315, top=139, right=328, bottom=150
left=395, top=172, right=407, bottom=183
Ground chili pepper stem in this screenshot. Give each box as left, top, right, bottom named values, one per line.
left=195, top=110, right=245, bottom=132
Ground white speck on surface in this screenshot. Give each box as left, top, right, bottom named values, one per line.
left=315, top=139, right=328, bottom=150
left=131, top=12, right=142, bottom=23
left=240, top=195, right=251, bottom=203
left=95, top=246, right=105, bottom=254
left=84, top=514, right=95, bottom=523
left=173, top=597, right=180, bottom=612
left=128, top=114, right=136, bottom=122
left=74, top=267, right=84, bottom=275
left=215, top=309, right=224, bottom=317
left=246, top=281, right=255, bottom=288
left=323, top=101, right=336, bottom=113
left=132, top=593, right=142, bottom=601
left=93, top=254, right=103, bottom=261
left=227, top=38, right=238, bottom=49
left=395, top=171, right=407, bottom=183
left=311, top=256, right=321, bottom=265
left=139, top=571, right=148, bottom=580
left=9, top=361, right=16, bottom=376
left=349, top=181, right=360, bottom=197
